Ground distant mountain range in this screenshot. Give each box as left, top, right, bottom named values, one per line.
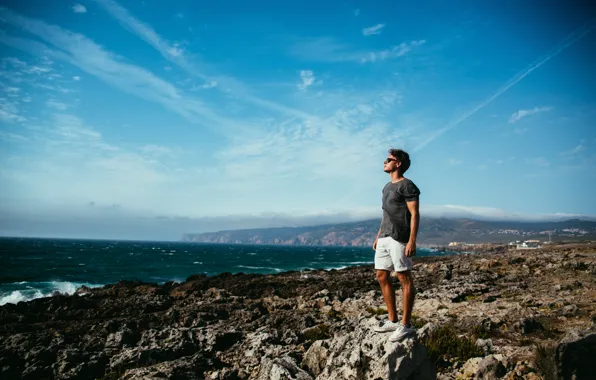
left=182, top=218, right=596, bottom=246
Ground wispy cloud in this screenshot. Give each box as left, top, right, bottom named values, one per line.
left=218, top=90, right=403, bottom=191
left=2, top=91, right=402, bottom=219
left=413, top=21, right=595, bottom=152
left=0, top=7, right=243, bottom=134
left=0, top=131, right=29, bottom=142
left=509, top=106, right=552, bottom=123
left=561, top=140, right=586, bottom=156
left=448, top=158, right=463, bottom=165
left=0, top=77, right=28, bottom=123
left=422, top=205, right=595, bottom=222
left=45, top=100, right=69, bottom=110
left=1, top=112, right=172, bottom=210
left=1, top=11, right=408, bottom=218
left=527, top=157, right=550, bottom=167
left=362, top=23, right=385, bottom=36
left=0, top=100, right=25, bottom=123
left=361, top=40, right=425, bottom=63
left=0, top=56, right=63, bottom=93
left=92, top=0, right=314, bottom=120
left=72, top=4, right=87, bottom=13
left=139, top=144, right=175, bottom=157
left=191, top=81, right=218, bottom=90
left=291, top=37, right=425, bottom=63
left=297, top=70, right=315, bottom=91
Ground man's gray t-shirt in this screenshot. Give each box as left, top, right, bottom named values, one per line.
left=379, top=178, right=420, bottom=243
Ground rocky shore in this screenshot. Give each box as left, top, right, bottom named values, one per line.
left=1, top=243, right=595, bottom=379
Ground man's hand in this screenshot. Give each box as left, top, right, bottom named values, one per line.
left=405, top=241, right=416, bottom=257
left=373, top=238, right=378, bottom=251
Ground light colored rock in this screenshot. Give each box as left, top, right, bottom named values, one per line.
left=475, top=338, right=493, bottom=355
left=561, top=304, right=578, bottom=317
left=460, top=357, right=483, bottom=378
left=119, top=353, right=205, bottom=380
left=416, top=322, right=438, bottom=341
left=525, top=372, right=541, bottom=380
left=255, top=356, right=313, bottom=380
left=476, top=354, right=507, bottom=379
left=301, top=340, right=329, bottom=377
left=307, top=318, right=435, bottom=380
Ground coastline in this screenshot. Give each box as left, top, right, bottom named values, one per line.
left=1, top=242, right=595, bottom=379
left=0, top=240, right=460, bottom=307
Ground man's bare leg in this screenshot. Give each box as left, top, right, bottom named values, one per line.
left=396, top=271, right=415, bottom=325
left=376, top=269, right=398, bottom=322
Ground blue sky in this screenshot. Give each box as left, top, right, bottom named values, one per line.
left=0, top=0, right=595, bottom=240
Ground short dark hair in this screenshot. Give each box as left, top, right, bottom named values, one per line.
left=388, top=148, right=411, bottom=174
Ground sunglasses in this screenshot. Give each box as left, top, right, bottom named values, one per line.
left=384, top=158, right=397, bottom=164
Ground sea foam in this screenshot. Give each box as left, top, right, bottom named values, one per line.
left=0, top=281, right=102, bottom=306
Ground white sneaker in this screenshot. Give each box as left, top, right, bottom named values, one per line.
left=389, top=324, right=416, bottom=342
left=373, top=319, right=400, bottom=333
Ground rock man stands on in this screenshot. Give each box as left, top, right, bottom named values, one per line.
left=372, top=148, right=420, bottom=342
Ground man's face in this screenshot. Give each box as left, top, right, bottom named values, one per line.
left=384, top=155, right=399, bottom=173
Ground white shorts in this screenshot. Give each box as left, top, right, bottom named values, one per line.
left=374, top=236, right=413, bottom=272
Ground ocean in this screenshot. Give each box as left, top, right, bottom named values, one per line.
left=0, top=237, right=456, bottom=305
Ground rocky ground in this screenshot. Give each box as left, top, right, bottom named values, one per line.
left=1, top=243, right=595, bottom=379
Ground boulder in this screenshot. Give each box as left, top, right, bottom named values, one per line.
left=460, top=357, right=483, bottom=378
left=301, top=340, right=329, bottom=377
left=475, top=339, right=493, bottom=356
left=555, top=331, right=596, bottom=380
left=475, top=355, right=506, bottom=379
left=305, top=318, right=435, bottom=380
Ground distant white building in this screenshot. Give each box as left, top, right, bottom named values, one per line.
left=516, top=240, right=541, bottom=249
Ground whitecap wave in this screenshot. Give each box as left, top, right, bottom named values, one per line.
left=0, top=281, right=103, bottom=306
left=236, top=265, right=283, bottom=272
left=0, top=290, right=45, bottom=305
left=324, top=265, right=348, bottom=271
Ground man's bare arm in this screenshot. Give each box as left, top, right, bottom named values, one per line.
left=405, top=200, right=419, bottom=257
left=373, top=214, right=384, bottom=250
left=406, top=200, right=419, bottom=243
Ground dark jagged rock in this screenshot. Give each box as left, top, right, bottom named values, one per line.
left=555, top=331, right=596, bottom=380
left=517, top=318, right=545, bottom=335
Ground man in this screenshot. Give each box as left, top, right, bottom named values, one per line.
left=373, top=148, right=420, bottom=342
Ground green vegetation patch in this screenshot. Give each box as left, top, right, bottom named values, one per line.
left=326, top=309, right=345, bottom=321
left=472, top=324, right=492, bottom=339
left=421, top=325, right=484, bottom=367
left=411, top=315, right=428, bottom=329
left=533, top=344, right=556, bottom=380
left=366, top=307, right=387, bottom=316
left=303, top=323, right=331, bottom=342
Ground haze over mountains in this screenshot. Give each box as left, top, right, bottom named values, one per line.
left=183, top=217, right=596, bottom=246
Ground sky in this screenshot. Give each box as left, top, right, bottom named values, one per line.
left=0, top=0, right=595, bottom=240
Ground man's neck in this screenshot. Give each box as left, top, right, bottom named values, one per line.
left=389, top=171, right=404, bottom=183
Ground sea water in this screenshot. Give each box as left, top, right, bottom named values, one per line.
left=0, top=237, right=456, bottom=305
